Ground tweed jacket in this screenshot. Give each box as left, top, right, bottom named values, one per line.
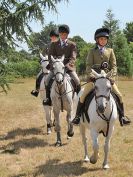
left=48, top=39, right=77, bottom=69
left=86, top=46, right=117, bottom=79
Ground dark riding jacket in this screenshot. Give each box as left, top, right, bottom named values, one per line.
left=48, top=39, right=77, bottom=70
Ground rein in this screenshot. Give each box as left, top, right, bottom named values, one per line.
left=97, top=104, right=113, bottom=137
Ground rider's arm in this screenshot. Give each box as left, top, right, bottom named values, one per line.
left=109, top=49, right=117, bottom=79
left=86, top=49, right=94, bottom=78
left=48, top=43, right=56, bottom=69
left=69, top=43, right=77, bottom=65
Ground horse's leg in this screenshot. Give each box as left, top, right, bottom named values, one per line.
left=43, top=106, right=52, bottom=134
left=66, top=111, right=74, bottom=139
left=53, top=108, right=62, bottom=146
left=103, top=125, right=114, bottom=169
left=80, top=122, right=90, bottom=162
left=90, top=129, right=99, bottom=164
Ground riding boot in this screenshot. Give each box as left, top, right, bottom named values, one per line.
left=31, top=73, right=44, bottom=97
left=118, top=103, right=131, bottom=126
left=31, top=90, right=39, bottom=97
left=76, top=84, right=81, bottom=94
left=72, top=101, right=84, bottom=125
left=43, top=85, right=51, bottom=106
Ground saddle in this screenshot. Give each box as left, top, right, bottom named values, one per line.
left=83, top=89, right=121, bottom=124
left=83, top=89, right=95, bottom=123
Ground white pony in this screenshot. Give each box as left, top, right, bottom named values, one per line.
left=50, top=56, right=77, bottom=146
left=39, top=53, right=53, bottom=134
left=80, top=69, right=117, bottom=169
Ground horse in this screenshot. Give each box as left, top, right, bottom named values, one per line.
left=80, top=69, right=118, bottom=169
left=39, top=53, right=53, bottom=134
left=50, top=55, right=77, bottom=146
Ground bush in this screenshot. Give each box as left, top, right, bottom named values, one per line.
left=6, top=60, right=40, bottom=78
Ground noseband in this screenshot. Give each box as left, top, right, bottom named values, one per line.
left=53, top=60, right=66, bottom=84
left=94, top=77, right=111, bottom=102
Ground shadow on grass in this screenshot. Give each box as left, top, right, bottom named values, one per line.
left=0, top=137, right=48, bottom=154
left=0, top=127, right=44, bottom=140
left=33, top=159, right=101, bottom=177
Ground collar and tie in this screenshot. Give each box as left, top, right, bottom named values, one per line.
left=98, top=46, right=105, bottom=54
left=62, top=40, right=66, bottom=48
left=60, top=39, right=68, bottom=48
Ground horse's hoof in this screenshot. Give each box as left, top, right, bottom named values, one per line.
left=84, top=156, right=90, bottom=162
left=47, top=124, right=52, bottom=135
left=55, top=141, right=62, bottom=147
left=47, top=128, right=52, bottom=135
left=67, top=131, right=74, bottom=137
left=103, top=164, right=110, bottom=169
left=90, top=157, right=97, bottom=164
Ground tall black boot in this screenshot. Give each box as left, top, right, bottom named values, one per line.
left=43, top=85, right=51, bottom=106
left=118, top=103, right=131, bottom=126
left=76, top=84, right=81, bottom=94
left=72, top=101, right=84, bottom=125
left=31, top=73, right=44, bottom=97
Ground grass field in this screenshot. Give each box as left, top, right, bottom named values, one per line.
left=0, top=78, right=133, bottom=177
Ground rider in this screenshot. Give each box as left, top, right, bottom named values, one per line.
left=31, top=29, right=59, bottom=97
left=43, top=24, right=81, bottom=106
left=72, top=27, right=131, bottom=126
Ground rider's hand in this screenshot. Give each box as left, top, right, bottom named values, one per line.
left=110, top=78, right=115, bottom=85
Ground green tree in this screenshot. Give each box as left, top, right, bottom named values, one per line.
left=0, top=0, right=68, bottom=92
left=71, top=36, right=94, bottom=74
left=29, top=22, right=58, bottom=54
left=114, top=32, right=133, bottom=76
left=123, top=22, right=133, bottom=43
left=0, top=0, right=68, bottom=50
left=103, top=9, right=119, bottom=47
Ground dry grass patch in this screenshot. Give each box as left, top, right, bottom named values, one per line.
left=0, top=78, right=133, bottom=177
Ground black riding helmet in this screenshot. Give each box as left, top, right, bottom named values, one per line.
left=94, top=28, right=110, bottom=40
left=49, top=30, right=59, bottom=37
left=58, top=24, right=70, bottom=34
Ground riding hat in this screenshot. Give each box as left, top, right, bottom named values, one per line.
left=49, top=30, right=59, bottom=37
left=94, top=28, right=110, bottom=40
left=58, top=24, right=70, bottom=34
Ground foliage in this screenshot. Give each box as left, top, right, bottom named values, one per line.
left=71, top=36, right=94, bottom=74
left=0, top=0, right=68, bottom=50
left=6, top=60, right=40, bottom=78
left=123, top=22, right=133, bottom=43
left=103, top=9, right=119, bottom=48
left=29, top=22, right=58, bottom=54
left=113, top=32, right=133, bottom=76
left=0, top=61, right=10, bottom=93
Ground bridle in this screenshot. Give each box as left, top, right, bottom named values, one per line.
left=94, top=77, right=111, bottom=101
left=53, top=60, right=66, bottom=84
left=94, top=76, right=113, bottom=137
left=41, top=59, right=49, bottom=75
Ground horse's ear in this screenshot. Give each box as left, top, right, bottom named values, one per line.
left=61, top=55, right=65, bottom=62
left=40, top=53, right=45, bottom=60
left=45, top=55, right=48, bottom=60
left=101, top=70, right=106, bottom=77
left=51, top=55, right=55, bottom=63
left=91, top=69, right=99, bottom=78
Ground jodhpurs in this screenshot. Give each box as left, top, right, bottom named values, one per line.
left=80, top=82, right=123, bottom=103
left=45, top=70, right=80, bottom=86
